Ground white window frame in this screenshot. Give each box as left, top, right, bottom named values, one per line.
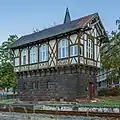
left=58, top=39, right=68, bottom=59
left=21, top=48, right=28, bottom=65
left=23, top=55, right=26, bottom=65
left=30, top=46, right=38, bottom=64
left=70, top=45, right=78, bottom=57
left=40, top=44, right=48, bottom=62
left=15, top=58, right=19, bottom=66
left=87, top=39, right=94, bottom=59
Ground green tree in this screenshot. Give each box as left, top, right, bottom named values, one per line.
left=0, top=35, right=18, bottom=93
left=101, top=21, right=120, bottom=84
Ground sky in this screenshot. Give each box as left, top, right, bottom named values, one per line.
left=0, top=0, right=120, bottom=45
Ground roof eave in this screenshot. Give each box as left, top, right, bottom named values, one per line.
left=9, top=27, right=85, bottom=49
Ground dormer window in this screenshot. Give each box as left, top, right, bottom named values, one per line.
left=58, top=39, right=68, bottom=59
left=40, top=44, right=48, bottom=62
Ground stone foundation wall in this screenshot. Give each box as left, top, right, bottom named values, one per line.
left=17, top=66, right=96, bottom=101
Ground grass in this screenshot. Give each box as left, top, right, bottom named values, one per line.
left=0, top=99, right=16, bottom=104
left=79, top=100, right=120, bottom=107
left=0, top=96, right=120, bottom=107
left=47, top=96, right=120, bottom=107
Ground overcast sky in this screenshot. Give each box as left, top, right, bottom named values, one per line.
left=0, top=0, right=119, bottom=45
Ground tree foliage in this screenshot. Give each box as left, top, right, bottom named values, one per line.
left=0, top=35, right=18, bottom=92
left=101, top=21, right=120, bottom=83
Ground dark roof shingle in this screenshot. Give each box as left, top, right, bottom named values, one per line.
left=10, top=13, right=97, bottom=48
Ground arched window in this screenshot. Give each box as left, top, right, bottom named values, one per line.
left=21, top=48, right=28, bottom=65
left=58, top=39, right=68, bottom=59
left=40, top=44, right=48, bottom=62
left=30, top=46, right=38, bottom=64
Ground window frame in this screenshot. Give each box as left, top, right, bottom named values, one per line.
left=14, top=57, right=19, bottom=66
left=87, top=39, right=94, bottom=59
left=58, top=38, right=69, bottom=59
left=21, top=48, right=28, bottom=65
left=30, top=46, right=38, bottom=64
left=39, top=44, right=48, bottom=62
left=70, top=44, right=78, bottom=57
left=23, top=55, right=26, bottom=65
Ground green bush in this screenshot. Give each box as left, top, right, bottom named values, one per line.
left=98, top=87, right=120, bottom=96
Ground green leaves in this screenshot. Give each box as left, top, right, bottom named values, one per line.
left=101, top=23, right=120, bottom=83
left=0, top=35, right=18, bottom=92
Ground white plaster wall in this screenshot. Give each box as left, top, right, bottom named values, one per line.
left=70, top=34, right=77, bottom=44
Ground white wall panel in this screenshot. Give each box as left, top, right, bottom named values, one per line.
left=48, top=39, right=56, bottom=67
left=97, top=46, right=100, bottom=61
left=80, top=57, right=84, bottom=64
left=84, top=40, right=87, bottom=58
left=14, top=49, right=19, bottom=57
left=70, top=34, right=77, bottom=44
left=94, top=45, right=97, bottom=61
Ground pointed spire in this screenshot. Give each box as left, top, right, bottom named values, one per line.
left=64, top=7, right=71, bottom=24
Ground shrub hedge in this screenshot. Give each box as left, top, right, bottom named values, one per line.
left=98, top=87, right=120, bottom=96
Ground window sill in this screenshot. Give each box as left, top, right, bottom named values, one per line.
left=30, top=62, right=38, bottom=65
left=20, top=64, right=29, bottom=66
left=15, top=65, right=20, bottom=67
left=70, top=55, right=78, bottom=58
left=39, top=60, right=48, bottom=63
left=57, top=57, right=69, bottom=60
left=86, top=57, right=94, bottom=60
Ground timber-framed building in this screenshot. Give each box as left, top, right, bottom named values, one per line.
left=10, top=8, right=107, bottom=101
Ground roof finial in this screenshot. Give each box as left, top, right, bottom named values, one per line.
left=64, top=7, right=71, bottom=24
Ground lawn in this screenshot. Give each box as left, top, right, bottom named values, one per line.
left=0, top=99, right=16, bottom=104
left=0, top=96, right=120, bottom=107
left=86, top=96, right=120, bottom=107
left=79, top=97, right=120, bottom=107
left=47, top=96, right=120, bottom=107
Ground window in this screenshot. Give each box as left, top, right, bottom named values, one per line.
left=87, top=39, right=94, bottom=59
left=30, top=46, right=38, bottom=64
left=40, top=44, right=48, bottom=62
left=15, top=58, right=19, bottom=66
left=70, top=45, right=78, bottom=56
left=21, top=48, right=28, bottom=65
left=23, top=55, right=26, bottom=65
left=58, top=39, right=68, bottom=59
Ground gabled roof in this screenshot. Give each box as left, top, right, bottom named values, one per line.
left=10, top=13, right=97, bottom=49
